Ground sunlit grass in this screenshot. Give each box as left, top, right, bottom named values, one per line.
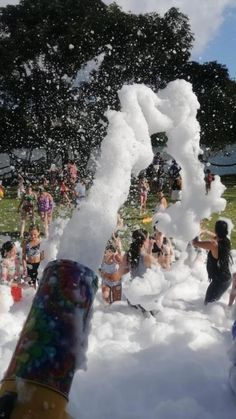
left=0, top=175, right=236, bottom=248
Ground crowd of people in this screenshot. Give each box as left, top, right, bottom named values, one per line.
left=99, top=218, right=233, bottom=313
left=0, top=159, right=88, bottom=301
left=0, top=154, right=234, bottom=313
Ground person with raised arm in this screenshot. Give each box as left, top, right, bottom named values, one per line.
left=127, top=228, right=157, bottom=279
left=192, top=220, right=232, bottom=305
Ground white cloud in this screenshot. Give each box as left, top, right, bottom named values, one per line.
left=0, top=0, right=18, bottom=5
left=103, top=0, right=236, bottom=54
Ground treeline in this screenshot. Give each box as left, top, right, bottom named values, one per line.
left=0, top=0, right=235, bottom=170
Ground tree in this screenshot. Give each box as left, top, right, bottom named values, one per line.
left=3, top=0, right=234, bottom=168
left=180, top=61, right=236, bottom=151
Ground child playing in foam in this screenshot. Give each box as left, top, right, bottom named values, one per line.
left=100, top=243, right=123, bottom=304
left=0, top=241, right=24, bottom=301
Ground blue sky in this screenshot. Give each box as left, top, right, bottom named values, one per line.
left=103, top=0, right=236, bottom=80
left=1, top=0, right=236, bottom=79
left=196, top=8, right=236, bottom=79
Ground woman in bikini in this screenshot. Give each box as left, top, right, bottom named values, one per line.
left=100, top=243, right=123, bottom=304
left=22, top=225, right=44, bottom=287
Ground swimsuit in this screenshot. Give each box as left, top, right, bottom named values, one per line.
left=25, top=241, right=41, bottom=258
left=100, top=261, right=119, bottom=275
left=22, top=194, right=35, bottom=213
left=37, top=195, right=53, bottom=213
left=101, top=261, right=122, bottom=303
left=205, top=249, right=231, bottom=304
left=25, top=241, right=41, bottom=285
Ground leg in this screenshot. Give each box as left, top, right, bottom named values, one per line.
left=44, top=213, right=49, bottom=238
left=205, top=278, right=231, bottom=305
left=19, top=216, right=26, bottom=238
left=31, top=210, right=35, bottom=225
left=40, top=212, right=47, bottom=237
left=140, top=194, right=145, bottom=214
left=111, top=284, right=122, bottom=302
left=102, top=284, right=112, bottom=304
left=143, top=197, right=147, bottom=213
left=27, top=263, right=40, bottom=288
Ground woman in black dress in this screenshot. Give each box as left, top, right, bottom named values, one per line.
left=192, top=220, right=232, bottom=305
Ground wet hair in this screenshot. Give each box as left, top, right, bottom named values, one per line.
left=1, top=241, right=15, bottom=258
left=128, top=229, right=148, bottom=269
left=215, top=220, right=232, bottom=268
left=29, top=224, right=40, bottom=233
left=215, top=220, right=228, bottom=239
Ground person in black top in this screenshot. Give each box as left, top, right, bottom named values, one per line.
left=168, top=159, right=181, bottom=184
left=192, top=220, right=232, bottom=305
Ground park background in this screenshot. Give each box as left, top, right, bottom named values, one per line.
left=1, top=1, right=236, bottom=419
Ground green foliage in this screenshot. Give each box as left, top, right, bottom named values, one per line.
left=0, top=0, right=194, bottom=166
left=179, top=61, right=236, bottom=151
left=0, top=0, right=235, bottom=165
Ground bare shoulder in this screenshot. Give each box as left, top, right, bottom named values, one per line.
left=144, top=253, right=157, bottom=268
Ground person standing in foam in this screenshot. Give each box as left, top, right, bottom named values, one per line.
left=192, top=220, right=232, bottom=305
left=100, top=243, right=123, bottom=304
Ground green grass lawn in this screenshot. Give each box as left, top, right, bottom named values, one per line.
left=0, top=174, right=236, bottom=247
left=0, top=187, right=71, bottom=238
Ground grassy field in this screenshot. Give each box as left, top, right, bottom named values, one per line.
left=0, top=174, right=236, bottom=247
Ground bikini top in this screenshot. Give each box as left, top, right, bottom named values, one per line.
left=25, top=241, right=41, bottom=258
left=22, top=194, right=35, bottom=210
left=100, top=261, right=119, bottom=274
left=24, top=194, right=35, bottom=202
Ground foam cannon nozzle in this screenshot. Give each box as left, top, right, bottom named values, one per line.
left=0, top=259, right=98, bottom=419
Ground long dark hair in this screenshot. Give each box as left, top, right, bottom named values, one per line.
left=128, top=229, right=148, bottom=269
left=215, top=220, right=232, bottom=268
left=1, top=241, right=15, bottom=259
